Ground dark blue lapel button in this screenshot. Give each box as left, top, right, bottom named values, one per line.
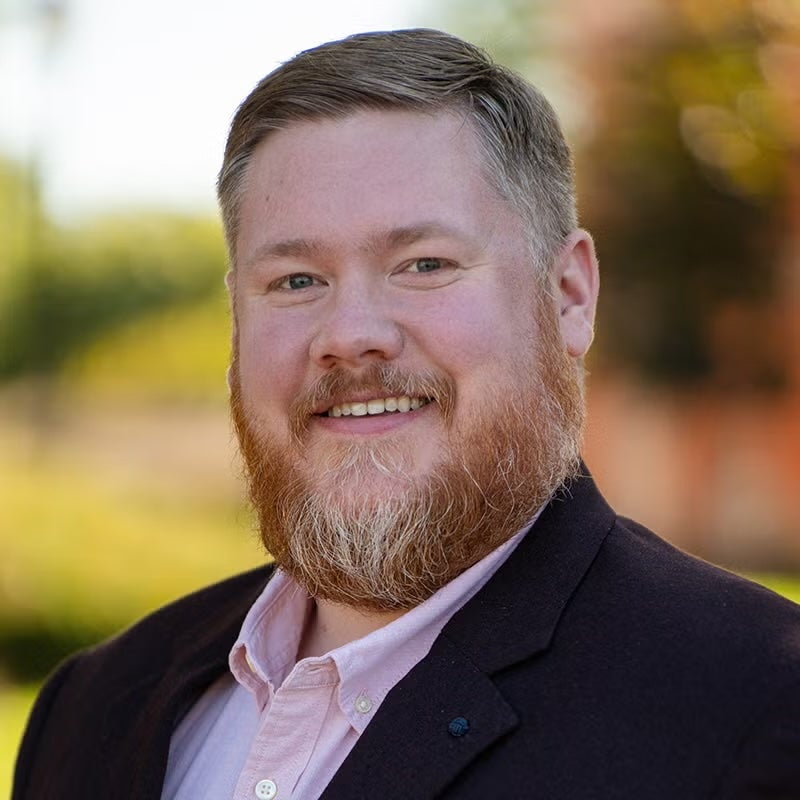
left=448, top=716, right=470, bottom=737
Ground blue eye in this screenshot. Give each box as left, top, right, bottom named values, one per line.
left=409, top=258, right=442, bottom=273
left=284, top=274, right=314, bottom=290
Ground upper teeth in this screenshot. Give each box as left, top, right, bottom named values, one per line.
left=327, top=397, right=429, bottom=417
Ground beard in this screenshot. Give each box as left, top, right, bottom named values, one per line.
left=230, top=295, right=584, bottom=612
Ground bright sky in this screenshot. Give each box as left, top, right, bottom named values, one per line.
left=0, top=0, right=435, bottom=222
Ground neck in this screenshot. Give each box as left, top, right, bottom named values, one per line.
left=297, top=597, right=406, bottom=660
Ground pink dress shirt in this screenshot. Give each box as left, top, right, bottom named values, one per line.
left=162, top=521, right=533, bottom=800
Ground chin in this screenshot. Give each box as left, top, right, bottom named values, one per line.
left=303, top=465, right=428, bottom=514
left=301, top=437, right=438, bottom=492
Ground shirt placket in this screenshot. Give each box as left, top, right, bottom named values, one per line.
left=232, top=662, right=339, bottom=800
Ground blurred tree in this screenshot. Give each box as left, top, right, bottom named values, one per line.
left=0, top=156, right=41, bottom=288
left=0, top=210, right=226, bottom=381
left=575, top=0, right=795, bottom=390
left=437, top=0, right=798, bottom=390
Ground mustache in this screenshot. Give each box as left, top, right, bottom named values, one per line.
left=289, top=363, right=456, bottom=441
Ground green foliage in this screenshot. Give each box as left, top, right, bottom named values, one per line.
left=64, top=291, right=231, bottom=404
left=0, top=214, right=227, bottom=381
left=0, top=157, right=36, bottom=285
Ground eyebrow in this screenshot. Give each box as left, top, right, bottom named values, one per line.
left=242, top=222, right=473, bottom=269
left=243, top=237, right=326, bottom=267
left=368, top=222, right=469, bottom=253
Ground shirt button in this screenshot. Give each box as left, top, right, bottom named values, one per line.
left=254, top=778, right=278, bottom=799
left=354, top=694, right=373, bottom=714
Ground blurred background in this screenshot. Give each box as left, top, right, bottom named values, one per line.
left=2, top=0, right=799, bottom=789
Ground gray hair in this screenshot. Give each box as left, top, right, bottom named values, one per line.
left=218, top=28, right=577, bottom=272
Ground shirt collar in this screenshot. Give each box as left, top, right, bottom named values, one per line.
left=230, top=574, right=312, bottom=708
left=230, top=511, right=539, bottom=732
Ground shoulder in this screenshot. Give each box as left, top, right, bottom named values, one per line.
left=571, top=513, right=800, bottom=683
left=535, top=472, right=799, bottom=663
left=597, top=514, right=800, bottom=646
left=14, top=565, right=274, bottom=799
left=581, top=515, right=800, bottom=792
left=32, top=564, right=273, bottom=716
left=502, top=503, right=800, bottom=795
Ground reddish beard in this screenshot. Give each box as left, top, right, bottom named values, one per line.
left=230, top=300, right=584, bottom=612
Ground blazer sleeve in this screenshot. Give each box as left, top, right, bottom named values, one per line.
left=11, top=654, right=82, bottom=800
left=713, top=678, right=800, bottom=799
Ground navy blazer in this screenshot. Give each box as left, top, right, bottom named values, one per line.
left=13, top=472, right=800, bottom=799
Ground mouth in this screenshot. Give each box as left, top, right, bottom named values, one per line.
left=320, top=396, right=433, bottom=418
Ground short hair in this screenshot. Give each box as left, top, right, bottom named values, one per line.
left=218, top=28, right=577, bottom=273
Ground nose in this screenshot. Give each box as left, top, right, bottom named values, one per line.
left=309, top=284, right=403, bottom=369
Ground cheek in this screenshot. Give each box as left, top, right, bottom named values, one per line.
left=236, top=310, right=309, bottom=409
left=419, top=293, right=527, bottom=377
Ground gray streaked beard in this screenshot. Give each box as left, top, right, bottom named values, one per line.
left=230, top=299, right=584, bottom=611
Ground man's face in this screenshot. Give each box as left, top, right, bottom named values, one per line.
left=229, top=110, right=592, bottom=609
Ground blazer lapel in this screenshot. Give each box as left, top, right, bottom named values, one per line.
left=444, top=469, right=617, bottom=673
left=322, top=634, right=518, bottom=800
left=324, top=470, right=616, bottom=799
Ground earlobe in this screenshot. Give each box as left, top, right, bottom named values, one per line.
left=556, top=230, right=599, bottom=358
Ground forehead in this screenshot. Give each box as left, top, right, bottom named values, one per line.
left=234, top=110, right=518, bottom=264
left=249, top=108, right=484, bottom=181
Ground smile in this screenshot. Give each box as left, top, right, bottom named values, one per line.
left=325, top=397, right=432, bottom=417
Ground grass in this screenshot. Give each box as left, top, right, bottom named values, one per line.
left=748, top=573, right=800, bottom=605
left=0, top=685, right=37, bottom=792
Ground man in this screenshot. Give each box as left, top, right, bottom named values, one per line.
left=13, top=28, right=800, bottom=800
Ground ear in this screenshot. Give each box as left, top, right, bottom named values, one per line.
left=554, top=229, right=599, bottom=358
